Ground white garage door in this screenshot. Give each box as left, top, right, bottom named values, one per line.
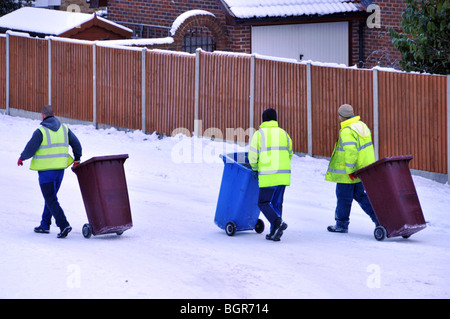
left=33, top=0, right=61, bottom=6
left=252, top=21, right=349, bottom=65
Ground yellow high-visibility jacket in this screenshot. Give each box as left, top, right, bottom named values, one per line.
left=249, top=120, right=293, bottom=187
left=325, top=116, right=375, bottom=184
left=30, top=124, right=74, bottom=171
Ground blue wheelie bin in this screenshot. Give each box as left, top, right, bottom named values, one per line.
left=214, top=152, right=264, bottom=236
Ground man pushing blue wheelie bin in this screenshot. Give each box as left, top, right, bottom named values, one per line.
left=215, top=108, right=293, bottom=242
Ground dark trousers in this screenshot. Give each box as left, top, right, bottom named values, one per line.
left=335, top=182, right=378, bottom=229
left=258, top=185, right=286, bottom=231
left=38, top=170, right=69, bottom=231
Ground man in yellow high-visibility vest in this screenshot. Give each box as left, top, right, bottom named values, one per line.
left=325, top=104, right=378, bottom=233
left=18, top=105, right=82, bottom=238
left=249, top=108, right=293, bottom=241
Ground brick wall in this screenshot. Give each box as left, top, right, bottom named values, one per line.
left=362, top=0, right=406, bottom=68
left=350, top=20, right=360, bottom=66
left=108, top=0, right=225, bottom=26
left=227, top=25, right=251, bottom=53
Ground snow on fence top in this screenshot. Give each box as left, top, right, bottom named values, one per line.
left=98, top=37, right=175, bottom=48
left=221, top=0, right=363, bottom=19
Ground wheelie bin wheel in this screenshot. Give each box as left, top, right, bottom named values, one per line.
left=116, top=231, right=124, bottom=236
left=374, top=226, right=387, bottom=241
left=82, top=223, right=93, bottom=239
left=254, top=219, right=265, bottom=234
left=225, top=222, right=237, bottom=236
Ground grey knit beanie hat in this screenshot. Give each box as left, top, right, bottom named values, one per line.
left=338, top=104, right=354, bottom=119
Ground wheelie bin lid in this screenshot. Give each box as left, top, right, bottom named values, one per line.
left=220, top=152, right=252, bottom=170
left=354, top=155, right=413, bottom=177
left=72, top=154, right=129, bottom=172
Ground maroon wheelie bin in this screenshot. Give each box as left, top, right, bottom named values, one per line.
left=354, top=155, right=426, bottom=241
left=72, top=154, right=133, bottom=238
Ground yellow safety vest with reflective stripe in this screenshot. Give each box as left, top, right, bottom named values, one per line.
left=30, top=124, right=74, bottom=171
left=249, top=120, right=293, bottom=187
left=325, top=116, right=375, bottom=184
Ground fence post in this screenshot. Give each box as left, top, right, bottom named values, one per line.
left=447, top=74, right=450, bottom=184
left=5, top=32, right=10, bottom=115
left=141, top=48, right=147, bottom=133
left=306, top=62, right=312, bottom=156
left=249, top=54, right=255, bottom=138
left=48, top=37, right=51, bottom=106
left=373, top=69, right=379, bottom=161
left=194, top=48, right=201, bottom=137
left=92, top=43, right=97, bottom=128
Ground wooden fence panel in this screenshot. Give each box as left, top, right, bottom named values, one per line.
left=146, top=51, right=195, bottom=136
left=51, top=40, right=93, bottom=122
left=311, top=66, right=373, bottom=157
left=9, top=35, right=48, bottom=113
left=378, top=71, right=447, bottom=174
left=96, top=46, right=142, bottom=130
left=2, top=35, right=448, bottom=178
left=0, top=36, right=5, bottom=109
left=254, top=58, right=308, bottom=153
left=199, top=51, right=251, bottom=143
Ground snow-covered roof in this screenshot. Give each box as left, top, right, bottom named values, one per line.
left=219, top=0, right=365, bottom=19
left=0, top=7, right=131, bottom=36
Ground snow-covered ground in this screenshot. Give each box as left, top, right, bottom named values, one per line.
left=1, top=113, right=449, bottom=299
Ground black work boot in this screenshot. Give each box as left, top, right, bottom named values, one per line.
left=57, top=226, right=72, bottom=238
left=267, top=218, right=288, bottom=241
